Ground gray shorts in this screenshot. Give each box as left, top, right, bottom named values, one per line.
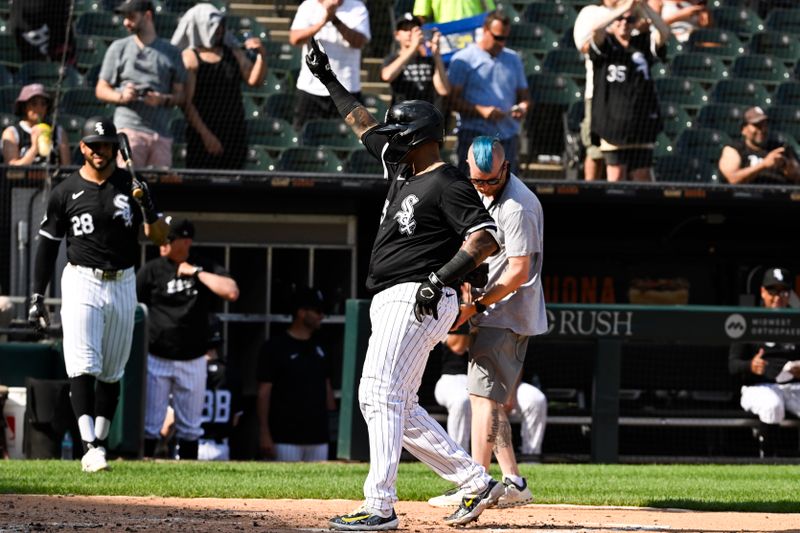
left=467, top=327, right=529, bottom=403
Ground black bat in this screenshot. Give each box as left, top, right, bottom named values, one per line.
left=117, top=132, right=144, bottom=199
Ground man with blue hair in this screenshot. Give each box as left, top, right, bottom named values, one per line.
left=432, top=135, right=546, bottom=508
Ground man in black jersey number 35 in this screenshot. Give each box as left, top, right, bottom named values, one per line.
left=28, top=118, right=168, bottom=472
left=305, top=39, right=504, bottom=530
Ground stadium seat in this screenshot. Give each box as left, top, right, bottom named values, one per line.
left=57, top=113, right=88, bottom=145
left=262, top=41, right=302, bottom=73
left=495, top=1, right=522, bottom=24
left=508, top=23, right=559, bottom=56
left=654, top=154, right=719, bottom=183
left=653, top=131, right=674, bottom=159
left=731, top=54, right=791, bottom=85
left=660, top=102, right=692, bottom=140
left=527, top=73, right=582, bottom=106
left=0, top=111, right=16, bottom=128
left=84, top=64, right=101, bottom=88
left=226, top=15, right=269, bottom=42
left=651, top=62, right=669, bottom=80
left=748, top=31, right=800, bottom=64
left=767, top=106, right=800, bottom=142
left=245, top=117, right=299, bottom=152
left=0, top=34, right=21, bottom=68
left=75, top=36, right=109, bottom=71
left=263, top=92, right=296, bottom=123
left=526, top=73, right=581, bottom=158
left=709, top=7, right=764, bottom=40
left=73, top=0, right=108, bottom=15
left=276, top=147, right=343, bottom=174
left=542, top=48, right=584, bottom=80
left=670, top=53, right=729, bottom=85
left=243, top=145, right=276, bottom=172
left=664, top=35, right=684, bottom=61
left=775, top=81, right=800, bottom=106
left=17, top=61, right=83, bottom=90
left=764, top=8, right=800, bottom=36
left=301, top=119, right=362, bottom=153
left=772, top=129, right=800, bottom=156
left=695, top=103, right=747, bottom=138
left=171, top=142, right=186, bottom=168
left=710, top=79, right=771, bottom=108
left=345, top=149, right=383, bottom=175
left=0, top=64, right=13, bottom=86
left=522, top=53, right=543, bottom=77
left=687, top=28, right=745, bottom=61
left=654, top=77, right=709, bottom=111
left=0, top=86, right=19, bottom=113
left=241, top=95, right=262, bottom=119
left=362, top=93, right=389, bottom=121
left=75, top=12, right=128, bottom=41
left=675, top=128, right=732, bottom=165
left=242, top=70, right=287, bottom=100
left=524, top=3, right=577, bottom=35
left=169, top=116, right=186, bottom=144
left=154, top=12, right=179, bottom=39
left=60, top=87, right=111, bottom=117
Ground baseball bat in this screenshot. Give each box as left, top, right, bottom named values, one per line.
left=117, top=132, right=144, bottom=199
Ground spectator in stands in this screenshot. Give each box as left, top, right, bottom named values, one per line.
left=2, top=84, right=71, bottom=167
left=381, top=14, right=450, bottom=107
left=10, top=0, right=76, bottom=66
left=647, top=0, right=711, bottom=43
left=588, top=0, right=669, bottom=182
left=448, top=10, right=529, bottom=175
left=718, top=107, right=800, bottom=185
left=289, top=0, right=370, bottom=133
left=95, top=0, right=186, bottom=168
left=257, top=287, right=335, bottom=462
left=574, top=0, right=619, bottom=181
left=171, top=3, right=267, bottom=170
left=729, top=267, right=800, bottom=457
left=413, top=0, right=496, bottom=23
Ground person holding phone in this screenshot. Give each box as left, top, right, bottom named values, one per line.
left=647, top=0, right=711, bottom=43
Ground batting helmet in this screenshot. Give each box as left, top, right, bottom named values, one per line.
left=372, top=100, right=444, bottom=164
left=81, top=116, right=119, bottom=145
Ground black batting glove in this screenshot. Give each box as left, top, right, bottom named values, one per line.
left=28, top=293, right=50, bottom=332
left=305, top=38, right=336, bottom=84
left=414, top=273, right=444, bottom=322
left=133, top=181, right=159, bottom=224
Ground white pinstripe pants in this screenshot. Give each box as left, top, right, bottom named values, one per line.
left=359, top=282, right=491, bottom=515
left=60, top=264, right=136, bottom=382
left=144, top=354, right=207, bottom=441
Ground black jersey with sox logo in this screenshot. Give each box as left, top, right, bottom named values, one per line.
left=361, top=127, right=496, bottom=293
left=38, top=167, right=143, bottom=270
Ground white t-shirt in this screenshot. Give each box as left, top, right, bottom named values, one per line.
left=292, top=0, right=371, bottom=96
left=662, top=1, right=699, bottom=43
left=573, top=4, right=611, bottom=100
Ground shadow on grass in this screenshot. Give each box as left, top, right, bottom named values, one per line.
left=645, top=499, right=800, bottom=513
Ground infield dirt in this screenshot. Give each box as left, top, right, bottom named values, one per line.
left=3, top=495, right=799, bottom=532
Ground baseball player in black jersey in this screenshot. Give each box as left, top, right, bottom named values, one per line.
left=137, top=217, right=239, bottom=460
left=304, top=39, right=504, bottom=530
left=28, top=117, right=168, bottom=472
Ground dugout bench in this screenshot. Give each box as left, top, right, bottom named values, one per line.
left=338, top=301, right=800, bottom=463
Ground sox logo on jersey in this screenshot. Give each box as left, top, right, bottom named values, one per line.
left=393, top=194, right=419, bottom=236
left=113, top=194, right=133, bottom=227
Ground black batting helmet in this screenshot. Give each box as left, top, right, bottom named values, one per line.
left=372, top=100, right=444, bottom=163
left=81, top=116, right=119, bottom=145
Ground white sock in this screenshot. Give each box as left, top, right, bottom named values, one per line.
left=95, top=416, right=112, bottom=441
left=77, top=415, right=95, bottom=443
left=505, top=474, right=524, bottom=487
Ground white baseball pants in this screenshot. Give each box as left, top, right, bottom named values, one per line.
left=144, top=354, right=207, bottom=441
left=741, top=383, right=800, bottom=424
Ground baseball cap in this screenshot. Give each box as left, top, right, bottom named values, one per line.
left=743, top=106, right=768, bottom=126
left=762, top=267, right=792, bottom=289
left=115, top=0, right=154, bottom=13
left=81, top=117, right=119, bottom=144
left=166, top=217, right=195, bottom=241
left=396, top=12, right=423, bottom=31
left=293, top=287, right=325, bottom=313
left=14, top=84, right=51, bottom=116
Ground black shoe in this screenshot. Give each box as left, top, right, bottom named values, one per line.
left=443, top=479, right=505, bottom=526
left=329, top=507, right=399, bottom=531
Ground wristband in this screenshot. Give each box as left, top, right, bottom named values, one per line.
left=193, top=266, right=204, bottom=279
left=473, top=300, right=486, bottom=313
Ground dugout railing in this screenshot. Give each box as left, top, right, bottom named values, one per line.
left=338, top=301, right=800, bottom=463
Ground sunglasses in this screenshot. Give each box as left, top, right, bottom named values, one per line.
left=470, top=161, right=508, bottom=186
left=765, top=286, right=790, bottom=296
left=616, top=15, right=639, bottom=23
left=489, top=32, right=508, bottom=42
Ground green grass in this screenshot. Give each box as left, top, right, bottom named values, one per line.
left=2, top=461, right=800, bottom=513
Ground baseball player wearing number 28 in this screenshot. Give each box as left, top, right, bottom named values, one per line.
left=304, top=39, right=504, bottom=530
left=28, top=117, right=168, bottom=472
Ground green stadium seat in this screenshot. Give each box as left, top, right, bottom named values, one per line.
left=709, top=0, right=748, bottom=7
left=675, top=128, right=732, bottom=165
left=172, top=142, right=186, bottom=168
left=263, top=92, right=296, bottom=123
left=775, top=82, right=800, bottom=106
left=243, top=145, right=276, bottom=172
left=0, top=34, right=22, bottom=68
left=524, top=3, right=577, bottom=35
left=767, top=106, right=800, bottom=142
left=57, top=113, right=88, bottom=144
left=565, top=100, right=584, bottom=133
left=75, top=12, right=128, bottom=41
left=245, top=117, right=299, bottom=152
left=226, top=15, right=269, bottom=42
left=0, top=64, right=13, bottom=86
left=84, top=64, right=101, bottom=88
left=651, top=62, right=669, bottom=80
left=75, top=36, right=109, bottom=70
left=748, top=31, right=800, bottom=64
left=542, top=48, right=584, bottom=80
left=709, top=7, right=764, bottom=39
left=276, top=147, right=343, bottom=174
left=670, top=53, right=729, bottom=85
left=772, top=129, right=800, bottom=156
left=345, top=149, right=383, bottom=175
left=495, top=1, right=522, bottom=24
left=362, top=92, right=389, bottom=121
left=241, top=95, right=262, bottom=119
left=60, top=87, right=111, bottom=117
left=660, top=102, right=692, bottom=139
left=765, top=8, right=800, bottom=36
left=664, top=36, right=684, bottom=61
left=169, top=116, right=185, bottom=143
left=73, top=0, right=108, bottom=15
left=526, top=73, right=581, bottom=157
left=696, top=103, right=747, bottom=138
left=687, top=28, right=745, bottom=61
left=241, top=70, right=287, bottom=100
left=154, top=12, right=179, bottom=39
left=508, top=23, right=559, bottom=56
left=527, top=73, right=581, bottom=106
left=0, top=86, right=19, bottom=114
left=654, top=77, right=709, bottom=111
left=17, top=61, right=83, bottom=89
left=710, top=79, right=772, bottom=107
left=653, top=131, right=674, bottom=158
left=522, top=53, right=543, bottom=77
left=301, top=118, right=362, bottom=152
left=0, top=111, right=16, bottom=129
left=654, top=154, right=719, bottom=183
left=263, top=41, right=302, bottom=73
left=732, top=54, right=791, bottom=85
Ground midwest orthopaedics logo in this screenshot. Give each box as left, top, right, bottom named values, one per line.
left=724, top=313, right=747, bottom=339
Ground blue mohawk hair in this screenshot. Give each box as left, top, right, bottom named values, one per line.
left=472, top=136, right=499, bottom=173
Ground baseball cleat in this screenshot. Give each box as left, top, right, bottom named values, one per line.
left=329, top=507, right=399, bottom=531
left=496, top=477, right=533, bottom=508
left=81, top=445, right=109, bottom=473
left=443, top=478, right=504, bottom=526
left=428, top=486, right=468, bottom=508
